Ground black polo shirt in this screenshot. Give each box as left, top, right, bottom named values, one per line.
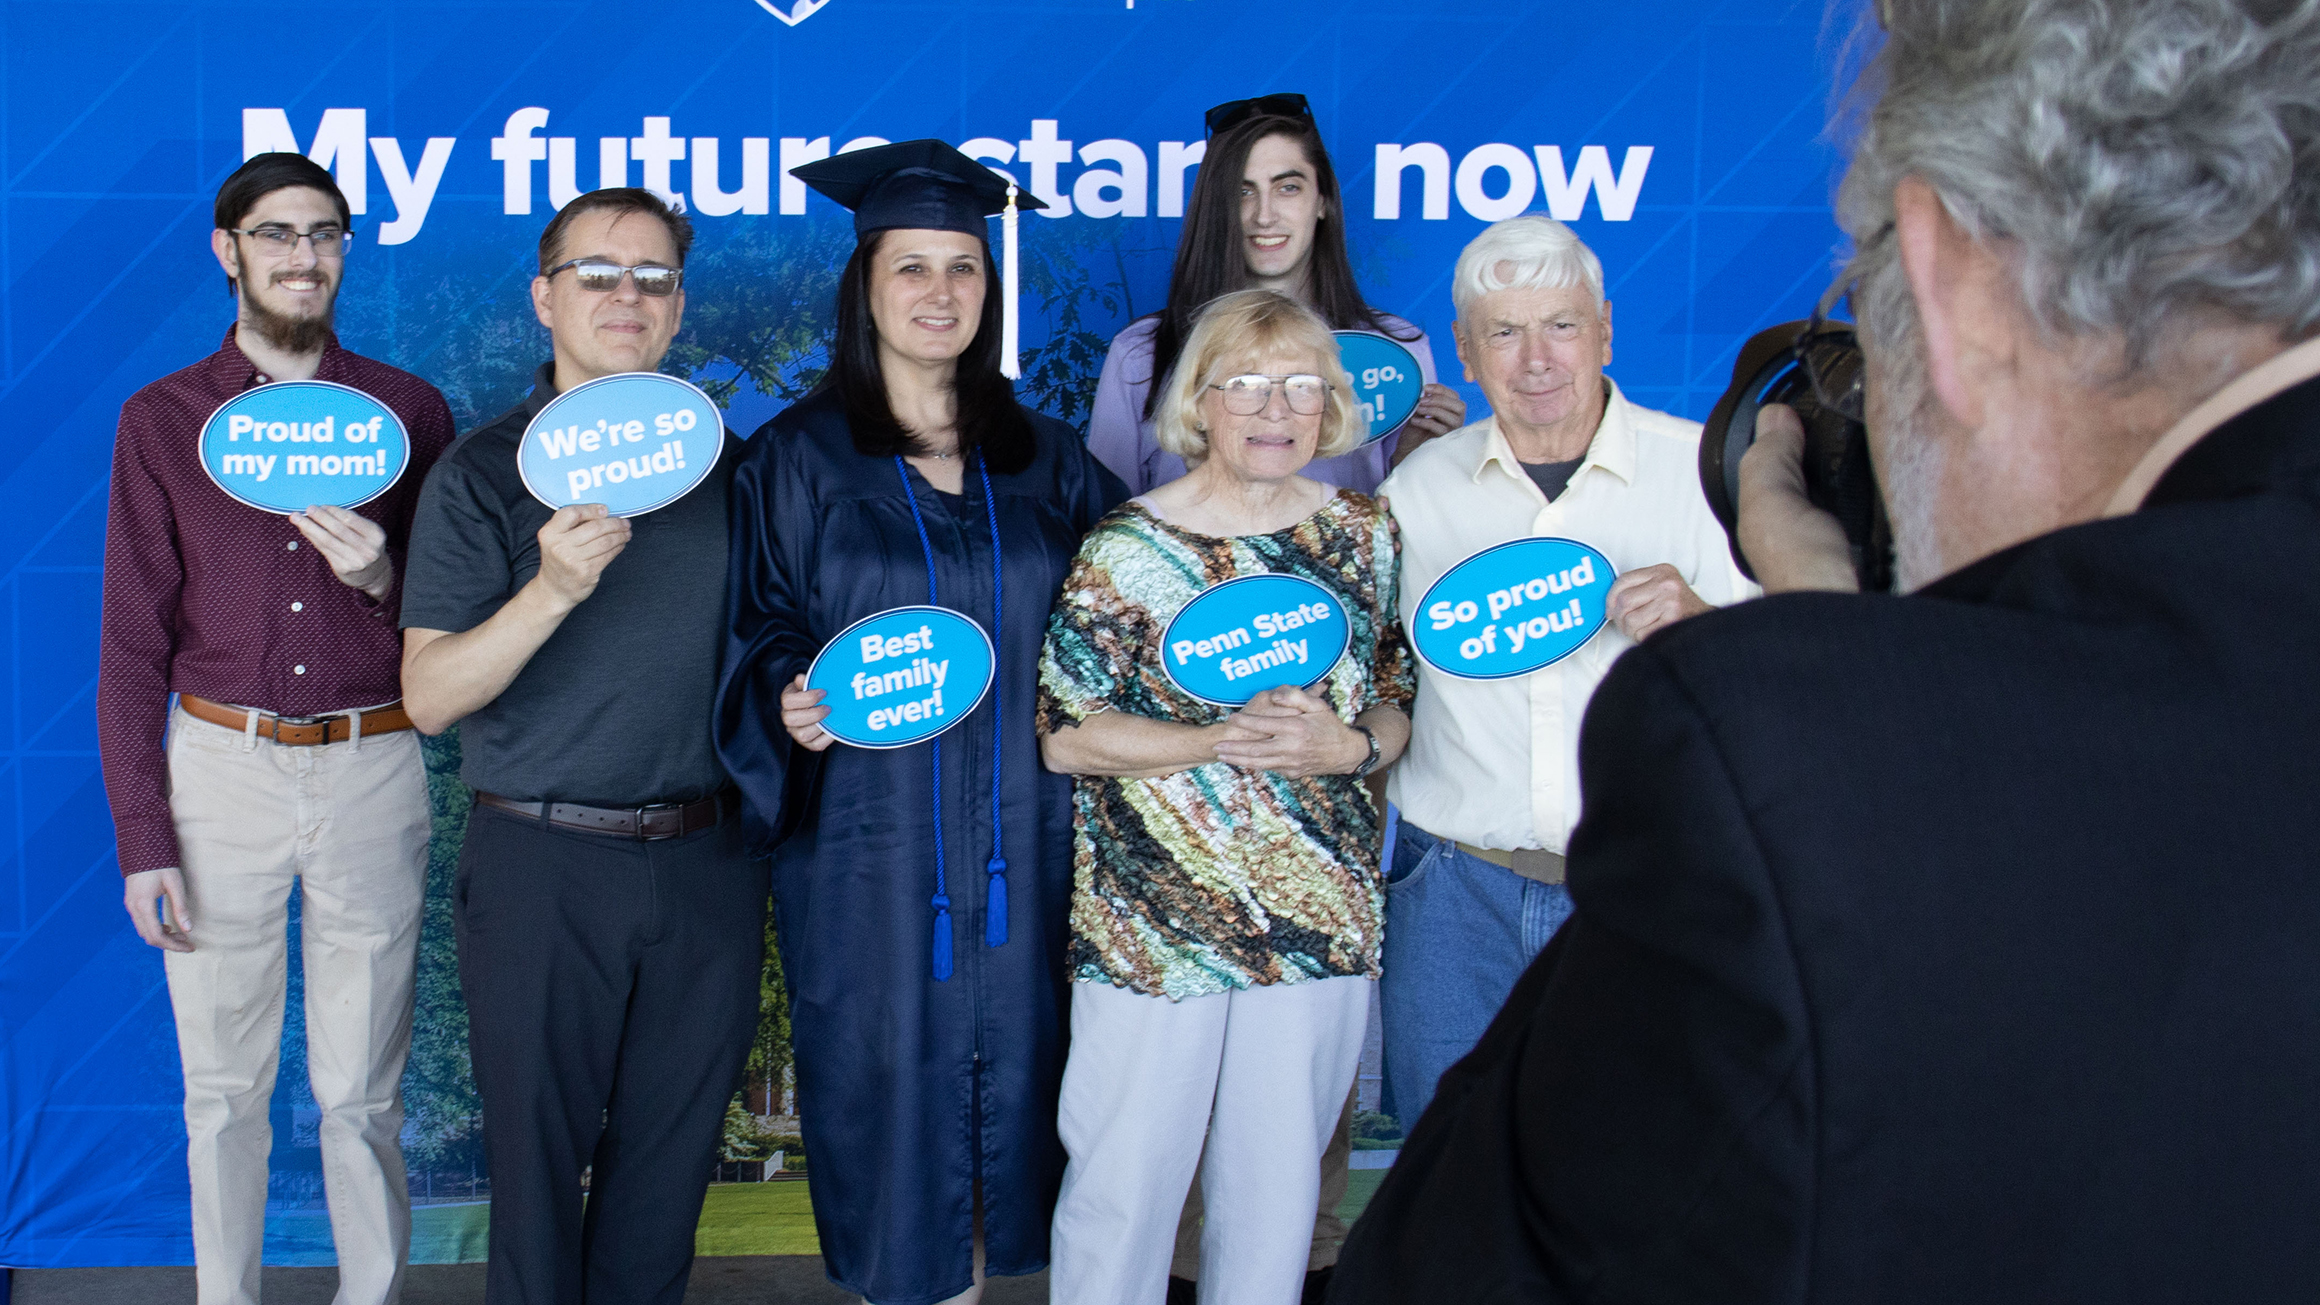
left=401, top=363, right=738, bottom=807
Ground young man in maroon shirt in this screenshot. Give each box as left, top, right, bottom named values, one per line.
left=96, top=153, right=455, bottom=1305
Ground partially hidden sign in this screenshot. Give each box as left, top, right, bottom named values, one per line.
left=806, top=606, right=996, bottom=749
left=1335, top=329, right=1424, bottom=446
left=519, top=372, right=721, bottom=517
left=1161, top=573, right=1351, bottom=706
left=198, top=381, right=411, bottom=514
left=1412, top=538, right=1615, bottom=679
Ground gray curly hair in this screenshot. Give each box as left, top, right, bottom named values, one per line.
left=1839, top=0, right=2320, bottom=376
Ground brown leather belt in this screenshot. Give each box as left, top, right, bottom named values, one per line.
left=1456, top=841, right=1567, bottom=885
left=180, top=693, right=413, bottom=747
left=474, top=789, right=738, bottom=841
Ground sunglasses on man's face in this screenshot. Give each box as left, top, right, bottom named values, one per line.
left=1204, top=92, right=1313, bottom=139
left=545, top=258, right=683, bottom=297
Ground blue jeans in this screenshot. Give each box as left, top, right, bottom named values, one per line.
left=1380, top=820, right=1575, bottom=1130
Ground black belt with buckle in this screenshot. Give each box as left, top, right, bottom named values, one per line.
left=474, top=788, right=738, bottom=840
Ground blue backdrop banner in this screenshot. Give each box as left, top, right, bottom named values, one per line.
left=0, top=0, right=1849, bottom=1267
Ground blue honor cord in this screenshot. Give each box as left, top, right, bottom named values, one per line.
left=894, top=455, right=1010, bottom=981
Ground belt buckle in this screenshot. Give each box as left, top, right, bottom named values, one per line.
left=636, top=803, right=684, bottom=841
left=274, top=713, right=329, bottom=726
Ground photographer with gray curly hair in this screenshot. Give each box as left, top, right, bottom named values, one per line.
left=1332, top=1, right=2320, bottom=1301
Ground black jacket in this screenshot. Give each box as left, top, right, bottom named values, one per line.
left=1335, top=373, right=2320, bottom=1304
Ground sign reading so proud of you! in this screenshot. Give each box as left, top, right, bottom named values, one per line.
left=806, top=607, right=997, bottom=749
left=1162, top=573, right=1351, bottom=705
left=199, top=380, right=412, bottom=514
left=519, top=372, right=722, bottom=516
left=1413, top=537, right=1616, bottom=679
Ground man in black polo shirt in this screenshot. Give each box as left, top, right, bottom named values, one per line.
left=398, top=188, right=763, bottom=1305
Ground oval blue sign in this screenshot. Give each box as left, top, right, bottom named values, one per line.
left=518, top=372, right=722, bottom=517
left=198, top=380, right=411, bottom=515
left=1412, top=537, right=1615, bottom=679
left=806, top=606, right=996, bottom=749
left=1160, top=573, right=1352, bottom=706
left=1335, top=330, right=1424, bottom=446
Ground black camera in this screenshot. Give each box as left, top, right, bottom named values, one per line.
left=1698, top=318, right=1894, bottom=592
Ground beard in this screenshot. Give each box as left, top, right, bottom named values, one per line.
left=240, top=270, right=336, bottom=356
left=1863, top=333, right=1953, bottom=594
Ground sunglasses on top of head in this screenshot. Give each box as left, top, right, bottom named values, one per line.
left=544, top=258, right=684, bottom=297
left=1204, top=93, right=1314, bottom=139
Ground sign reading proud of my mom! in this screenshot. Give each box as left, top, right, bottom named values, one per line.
left=1161, top=573, right=1351, bottom=705
left=518, top=372, right=721, bottom=517
left=806, top=606, right=996, bottom=749
left=198, top=380, right=411, bottom=514
left=1412, top=537, right=1616, bottom=679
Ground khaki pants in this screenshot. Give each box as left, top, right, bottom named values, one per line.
left=1171, top=1090, right=1356, bottom=1280
left=161, top=705, right=430, bottom=1305
left=1050, top=977, right=1371, bottom=1305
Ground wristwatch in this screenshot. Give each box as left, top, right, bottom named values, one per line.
left=1349, top=725, right=1383, bottom=778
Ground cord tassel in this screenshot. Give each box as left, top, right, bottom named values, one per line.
left=985, top=856, right=1009, bottom=946
left=1001, top=183, right=1021, bottom=380
left=931, top=893, right=955, bottom=982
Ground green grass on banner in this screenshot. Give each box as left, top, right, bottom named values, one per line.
left=396, top=1168, right=1390, bottom=1263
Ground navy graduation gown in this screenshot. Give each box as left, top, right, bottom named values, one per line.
left=715, top=387, right=1124, bottom=1305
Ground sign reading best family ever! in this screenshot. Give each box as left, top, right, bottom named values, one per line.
left=198, top=381, right=412, bottom=514
left=1413, top=537, right=1616, bottom=679
left=806, top=606, right=997, bottom=749
left=1161, top=573, right=1351, bottom=705
left=519, top=372, right=722, bottom=517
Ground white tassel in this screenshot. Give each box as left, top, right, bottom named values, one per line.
left=1001, top=183, right=1021, bottom=380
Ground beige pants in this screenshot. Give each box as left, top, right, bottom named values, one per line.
left=1050, top=977, right=1372, bottom=1305
left=161, top=704, right=430, bottom=1305
left=1171, top=1090, right=1355, bottom=1280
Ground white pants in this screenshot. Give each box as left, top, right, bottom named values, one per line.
left=161, top=705, right=430, bottom=1305
left=1050, top=976, right=1373, bottom=1305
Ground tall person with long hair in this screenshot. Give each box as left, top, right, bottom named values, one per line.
left=1086, top=94, right=1467, bottom=496
left=714, top=141, right=1126, bottom=1305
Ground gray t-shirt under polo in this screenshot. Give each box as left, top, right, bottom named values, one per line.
left=1522, top=456, right=1585, bottom=502
left=400, top=365, right=738, bottom=807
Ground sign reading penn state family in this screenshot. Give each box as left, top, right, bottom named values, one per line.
left=197, top=381, right=411, bottom=514
left=1334, top=330, right=1424, bottom=446
left=806, top=606, right=997, bottom=749
left=1413, top=538, right=1616, bottom=679
left=1161, top=573, right=1351, bottom=706
left=518, top=372, right=721, bottom=517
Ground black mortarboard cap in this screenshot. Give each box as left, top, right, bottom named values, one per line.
left=789, top=139, right=1047, bottom=239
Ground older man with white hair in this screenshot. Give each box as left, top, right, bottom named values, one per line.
left=1335, top=0, right=2320, bottom=1301
left=1373, top=215, right=1752, bottom=1129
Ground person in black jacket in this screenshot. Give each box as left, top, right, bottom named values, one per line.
left=1332, top=1, right=2320, bottom=1301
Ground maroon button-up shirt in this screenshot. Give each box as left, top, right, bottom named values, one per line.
left=97, top=326, right=456, bottom=876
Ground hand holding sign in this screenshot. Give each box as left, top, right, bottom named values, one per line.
left=780, top=675, right=838, bottom=751
left=289, top=504, right=391, bottom=599
left=535, top=504, right=633, bottom=611
left=1605, top=563, right=1712, bottom=641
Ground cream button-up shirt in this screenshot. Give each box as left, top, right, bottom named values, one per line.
left=1382, top=379, right=1756, bottom=854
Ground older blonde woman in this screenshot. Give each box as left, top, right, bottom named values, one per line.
left=1038, top=289, right=1415, bottom=1305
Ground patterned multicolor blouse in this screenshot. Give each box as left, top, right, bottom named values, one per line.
left=1037, top=490, right=1417, bottom=1000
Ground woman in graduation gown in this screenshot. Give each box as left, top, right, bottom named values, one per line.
left=714, top=140, right=1126, bottom=1305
